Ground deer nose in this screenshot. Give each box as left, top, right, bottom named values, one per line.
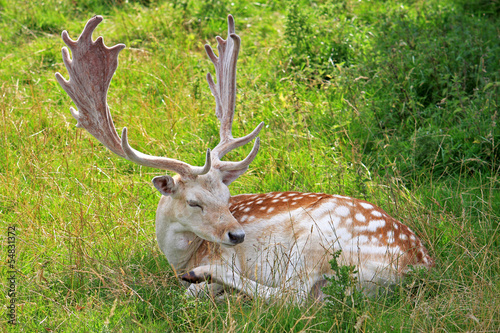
left=228, top=230, right=245, bottom=244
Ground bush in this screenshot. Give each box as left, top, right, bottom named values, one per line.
left=322, top=250, right=366, bottom=330
left=282, top=0, right=352, bottom=85
left=323, top=1, right=499, bottom=180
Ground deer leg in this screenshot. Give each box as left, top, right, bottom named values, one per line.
left=182, top=265, right=310, bottom=303
left=185, top=281, right=224, bottom=298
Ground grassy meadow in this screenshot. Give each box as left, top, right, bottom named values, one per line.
left=1, top=0, right=499, bottom=331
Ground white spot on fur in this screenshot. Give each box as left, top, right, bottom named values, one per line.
left=240, top=215, right=248, bottom=222
left=243, top=207, right=251, bottom=213
left=345, top=218, right=353, bottom=225
left=410, top=235, right=416, bottom=241
left=328, top=215, right=341, bottom=227
left=319, top=201, right=337, bottom=213
left=256, top=200, right=263, bottom=204
left=267, top=207, right=275, bottom=213
left=335, top=206, right=350, bottom=217
left=335, top=227, right=352, bottom=240
left=356, top=235, right=369, bottom=243
left=355, top=213, right=366, bottom=222
left=366, top=219, right=386, bottom=231
left=371, top=210, right=382, bottom=217
left=387, top=231, right=395, bottom=243
left=360, top=202, right=374, bottom=209
left=259, top=206, right=266, bottom=210
left=399, top=233, right=408, bottom=241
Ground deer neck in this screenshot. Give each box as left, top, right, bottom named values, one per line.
left=155, top=196, right=205, bottom=273
left=156, top=218, right=204, bottom=273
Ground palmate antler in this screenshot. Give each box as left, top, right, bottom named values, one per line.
left=56, top=15, right=261, bottom=182
left=55, top=16, right=210, bottom=178
left=206, top=15, right=264, bottom=183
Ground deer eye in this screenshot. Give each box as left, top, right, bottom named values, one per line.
left=187, top=200, right=203, bottom=210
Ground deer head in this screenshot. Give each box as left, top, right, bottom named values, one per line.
left=55, top=15, right=263, bottom=246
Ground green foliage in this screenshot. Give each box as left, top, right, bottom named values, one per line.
left=322, top=250, right=366, bottom=330
left=277, top=0, right=500, bottom=179
left=179, top=0, right=231, bottom=36
left=283, top=0, right=351, bottom=84
left=342, top=1, right=499, bottom=179
left=380, top=265, right=438, bottom=310
left=459, top=0, right=500, bottom=15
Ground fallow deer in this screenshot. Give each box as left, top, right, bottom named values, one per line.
left=56, top=15, right=433, bottom=303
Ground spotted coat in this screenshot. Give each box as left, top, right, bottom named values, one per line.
left=180, top=191, right=433, bottom=301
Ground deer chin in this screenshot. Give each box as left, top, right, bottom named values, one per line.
left=220, top=241, right=239, bottom=248
left=211, top=235, right=244, bottom=248
left=195, top=229, right=245, bottom=248
left=190, top=232, right=235, bottom=248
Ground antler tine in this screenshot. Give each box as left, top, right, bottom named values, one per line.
left=206, top=15, right=264, bottom=172
left=56, top=16, right=210, bottom=178
left=218, top=137, right=261, bottom=172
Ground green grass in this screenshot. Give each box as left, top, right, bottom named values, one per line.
left=1, top=0, right=499, bottom=331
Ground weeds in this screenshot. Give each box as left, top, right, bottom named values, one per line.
left=282, top=0, right=351, bottom=85
left=279, top=0, right=499, bottom=179
left=321, top=250, right=366, bottom=331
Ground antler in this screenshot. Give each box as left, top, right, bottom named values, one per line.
left=205, top=15, right=264, bottom=177
left=55, top=15, right=210, bottom=178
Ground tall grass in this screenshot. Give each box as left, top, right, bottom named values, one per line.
left=1, top=0, right=499, bottom=331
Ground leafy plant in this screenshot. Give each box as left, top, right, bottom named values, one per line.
left=322, top=250, right=366, bottom=330
left=282, top=0, right=351, bottom=85
left=335, top=0, right=500, bottom=180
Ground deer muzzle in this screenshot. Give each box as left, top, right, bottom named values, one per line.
left=227, top=230, right=245, bottom=244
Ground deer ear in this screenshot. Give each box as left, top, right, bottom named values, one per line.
left=220, top=168, right=248, bottom=186
left=152, top=175, right=177, bottom=196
